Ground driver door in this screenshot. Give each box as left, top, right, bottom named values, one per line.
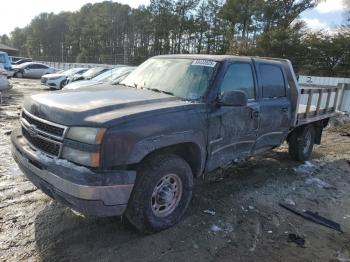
left=206, top=62, right=260, bottom=171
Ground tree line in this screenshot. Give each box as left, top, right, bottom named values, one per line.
left=0, top=0, right=349, bottom=77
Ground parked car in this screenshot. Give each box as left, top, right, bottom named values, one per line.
left=64, top=66, right=135, bottom=90
left=0, top=51, right=15, bottom=77
left=67, top=67, right=109, bottom=83
left=13, top=62, right=55, bottom=78
left=0, top=69, right=12, bottom=103
left=41, top=68, right=89, bottom=89
left=11, top=55, right=340, bottom=233
left=11, top=57, right=33, bottom=65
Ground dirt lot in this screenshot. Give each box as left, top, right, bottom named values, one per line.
left=0, top=79, right=350, bottom=262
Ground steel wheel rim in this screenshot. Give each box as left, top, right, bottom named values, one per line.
left=303, top=129, right=312, bottom=154
left=151, top=173, right=183, bottom=217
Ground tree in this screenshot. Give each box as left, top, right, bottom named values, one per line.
left=0, top=35, right=11, bottom=45
left=301, top=31, right=350, bottom=76
left=5, top=0, right=349, bottom=76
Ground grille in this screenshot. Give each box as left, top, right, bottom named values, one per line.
left=22, top=111, right=64, bottom=137
left=22, top=127, right=60, bottom=156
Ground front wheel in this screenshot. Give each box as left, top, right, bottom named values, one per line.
left=16, top=72, right=23, bottom=78
left=59, top=80, right=66, bottom=89
left=288, top=125, right=315, bottom=161
left=126, top=154, right=193, bottom=233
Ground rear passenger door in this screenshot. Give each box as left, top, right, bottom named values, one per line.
left=24, top=64, right=35, bottom=78
left=253, top=60, right=291, bottom=153
left=33, top=64, right=48, bottom=77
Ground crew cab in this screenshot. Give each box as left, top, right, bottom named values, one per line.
left=11, top=55, right=341, bottom=233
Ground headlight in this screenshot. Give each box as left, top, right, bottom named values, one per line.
left=66, top=127, right=106, bottom=144
left=61, top=147, right=100, bottom=167
left=49, top=76, right=62, bottom=80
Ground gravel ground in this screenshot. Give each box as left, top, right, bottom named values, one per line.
left=0, top=79, right=350, bottom=262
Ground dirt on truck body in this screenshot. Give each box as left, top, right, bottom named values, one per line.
left=0, top=78, right=350, bottom=261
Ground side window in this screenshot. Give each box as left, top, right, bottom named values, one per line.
left=220, top=63, right=255, bottom=99
left=260, top=64, right=286, bottom=98
left=38, top=64, right=48, bottom=69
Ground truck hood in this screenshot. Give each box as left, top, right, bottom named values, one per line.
left=23, top=84, right=197, bottom=127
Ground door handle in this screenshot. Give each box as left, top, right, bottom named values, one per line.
left=281, top=107, right=288, bottom=113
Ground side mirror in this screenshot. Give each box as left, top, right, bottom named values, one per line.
left=220, top=90, right=248, bottom=107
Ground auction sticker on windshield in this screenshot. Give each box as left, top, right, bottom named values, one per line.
left=191, top=60, right=217, bottom=67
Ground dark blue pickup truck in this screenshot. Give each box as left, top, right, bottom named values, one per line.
left=11, top=55, right=340, bottom=233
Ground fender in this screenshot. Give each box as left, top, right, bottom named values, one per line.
left=127, top=130, right=207, bottom=175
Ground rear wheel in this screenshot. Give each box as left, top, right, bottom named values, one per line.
left=16, top=72, right=23, bottom=78
left=126, top=154, right=193, bottom=233
left=288, top=125, right=315, bottom=161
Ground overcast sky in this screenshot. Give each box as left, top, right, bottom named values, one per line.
left=0, top=0, right=347, bottom=36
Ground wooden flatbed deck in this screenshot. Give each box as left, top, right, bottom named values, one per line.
left=296, top=84, right=342, bottom=126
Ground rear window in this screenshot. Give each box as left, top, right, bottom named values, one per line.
left=37, top=64, right=48, bottom=69
left=260, top=64, right=286, bottom=98
left=0, top=55, right=4, bottom=63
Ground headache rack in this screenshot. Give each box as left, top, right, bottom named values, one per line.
left=295, top=84, right=343, bottom=126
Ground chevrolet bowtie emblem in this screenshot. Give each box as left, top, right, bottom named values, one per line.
left=27, top=124, right=38, bottom=137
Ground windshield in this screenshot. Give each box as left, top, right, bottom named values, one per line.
left=82, top=67, right=106, bottom=78
left=63, top=68, right=85, bottom=76
left=92, top=67, right=135, bottom=82
left=93, top=69, right=113, bottom=81
left=120, top=58, right=217, bottom=100
left=111, top=67, right=134, bottom=81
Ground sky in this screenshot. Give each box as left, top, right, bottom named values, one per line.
left=301, top=0, right=348, bottom=32
left=0, top=0, right=348, bottom=36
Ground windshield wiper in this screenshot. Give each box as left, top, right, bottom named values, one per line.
left=145, top=88, right=174, bottom=96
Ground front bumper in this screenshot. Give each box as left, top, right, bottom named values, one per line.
left=11, top=128, right=136, bottom=217
left=42, top=80, right=59, bottom=88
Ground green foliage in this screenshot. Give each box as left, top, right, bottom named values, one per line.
left=3, top=0, right=349, bottom=76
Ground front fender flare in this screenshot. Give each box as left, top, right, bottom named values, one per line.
left=127, top=130, right=206, bottom=174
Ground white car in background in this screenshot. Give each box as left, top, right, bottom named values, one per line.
left=41, top=68, right=88, bottom=89
left=13, top=62, right=55, bottom=78
left=64, top=66, right=135, bottom=90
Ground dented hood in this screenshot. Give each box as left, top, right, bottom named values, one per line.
left=23, top=84, right=196, bottom=127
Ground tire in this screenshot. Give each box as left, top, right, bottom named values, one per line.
left=126, top=153, right=193, bottom=233
left=288, top=125, right=315, bottom=161
left=59, top=80, right=66, bottom=89
left=16, top=72, right=23, bottom=78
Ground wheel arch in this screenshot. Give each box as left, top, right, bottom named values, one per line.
left=134, top=142, right=205, bottom=178
left=287, top=118, right=328, bottom=145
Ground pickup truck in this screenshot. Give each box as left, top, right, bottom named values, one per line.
left=11, top=55, right=341, bottom=233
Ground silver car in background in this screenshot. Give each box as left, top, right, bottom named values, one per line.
left=13, top=62, right=55, bottom=78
